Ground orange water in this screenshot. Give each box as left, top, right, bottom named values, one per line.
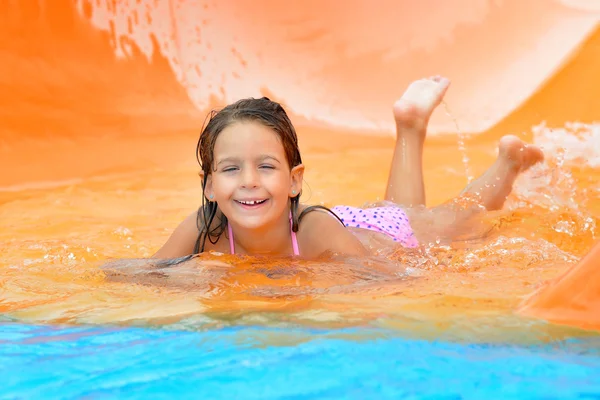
left=1, top=1, right=599, bottom=340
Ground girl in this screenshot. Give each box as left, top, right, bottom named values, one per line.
left=152, top=76, right=544, bottom=260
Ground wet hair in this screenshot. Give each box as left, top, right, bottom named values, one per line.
left=193, top=97, right=343, bottom=253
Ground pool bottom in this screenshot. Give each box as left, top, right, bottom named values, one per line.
left=1, top=322, right=599, bottom=399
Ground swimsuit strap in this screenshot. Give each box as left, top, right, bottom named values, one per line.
left=228, top=212, right=299, bottom=256
left=290, top=220, right=300, bottom=256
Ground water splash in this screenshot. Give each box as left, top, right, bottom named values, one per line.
left=511, top=123, right=600, bottom=215
left=443, top=101, right=474, bottom=184
left=393, top=236, right=578, bottom=273
left=532, top=122, right=600, bottom=168
left=505, top=123, right=599, bottom=248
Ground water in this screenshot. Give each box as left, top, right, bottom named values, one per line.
left=443, top=101, right=474, bottom=184
left=2, top=322, right=599, bottom=399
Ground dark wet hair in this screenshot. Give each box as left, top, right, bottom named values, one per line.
left=193, top=97, right=343, bottom=253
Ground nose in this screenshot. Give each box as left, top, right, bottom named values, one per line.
left=240, top=167, right=259, bottom=189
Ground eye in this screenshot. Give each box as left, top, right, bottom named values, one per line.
left=222, top=166, right=239, bottom=172
left=259, top=164, right=275, bottom=170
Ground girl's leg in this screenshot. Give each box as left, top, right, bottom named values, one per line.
left=385, top=76, right=451, bottom=207
left=382, top=76, right=544, bottom=244
left=408, top=136, right=544, bottom=243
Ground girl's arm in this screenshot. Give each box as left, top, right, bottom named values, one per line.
left=152, top=211, right=201, bottom=259
left=100, top=254, right=231, bottom=288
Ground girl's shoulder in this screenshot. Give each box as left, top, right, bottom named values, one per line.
left=297, top=204, right=344, bottom=233
left=296, top=204, right=368, bottom=257
left=298, top=203, right=341, bottom=222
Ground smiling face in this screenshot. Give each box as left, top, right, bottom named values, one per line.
left=204, top=121, right=304, bottom=230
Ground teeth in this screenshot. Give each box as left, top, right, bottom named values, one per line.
left=239, top=200, right=264, bottom=205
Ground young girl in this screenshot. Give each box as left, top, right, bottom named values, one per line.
left=152, top=76, right=544, bottom=260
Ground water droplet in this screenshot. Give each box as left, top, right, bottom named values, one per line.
left=443, top=101, right=474, bottom=183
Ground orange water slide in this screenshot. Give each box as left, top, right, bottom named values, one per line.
left=0, top=0, right=206, bottom=188
left=2, top=0, right=598, bottom=144
left=0, top=0, right=203, bottom=138
left=483, top=24, right=600, bottom=141
left=518, top=240, right=600, bottom=331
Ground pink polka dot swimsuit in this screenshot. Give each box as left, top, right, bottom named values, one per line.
left=331, top=205, right=419, bottom=248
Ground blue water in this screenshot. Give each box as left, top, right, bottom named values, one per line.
left=1, top=322, right=599, bottom=399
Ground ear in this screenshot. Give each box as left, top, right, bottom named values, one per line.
left=290, top=164, right=305, bottom=197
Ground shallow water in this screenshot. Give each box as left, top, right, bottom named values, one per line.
left=3, top=323, right=600, bottom=399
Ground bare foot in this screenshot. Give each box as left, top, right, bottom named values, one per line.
left=392, top=76, right=451, bottom=134
left=498, top=135, right=545, bottom=173
left=385, top=76, right=450, bottom=206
